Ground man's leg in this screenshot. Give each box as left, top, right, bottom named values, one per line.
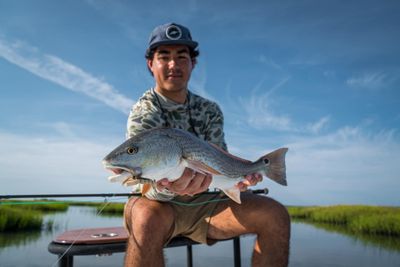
left=124, top=197, right=175, bottom=267
left=207, top=193, right=290, bottom=267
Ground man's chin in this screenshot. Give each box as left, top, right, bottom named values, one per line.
left=164, top=83, right=187, bottom=92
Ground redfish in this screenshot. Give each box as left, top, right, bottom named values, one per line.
left=103, top=128, right=288, bottom=203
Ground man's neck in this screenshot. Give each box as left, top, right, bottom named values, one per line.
left=154, top=87, right=187, bottom=104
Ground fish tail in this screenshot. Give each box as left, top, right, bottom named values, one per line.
left=258, top=147, right=288, bottom=186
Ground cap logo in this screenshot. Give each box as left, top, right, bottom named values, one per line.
left=165, top=25, right=182, bottom=40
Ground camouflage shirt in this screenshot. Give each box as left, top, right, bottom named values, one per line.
left=126, top=88, right=227, bottom=201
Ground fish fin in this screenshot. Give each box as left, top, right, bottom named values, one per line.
left=185, top=159, right=222, bottom=175
left=209, top=143, right=252, bottom=163
left=259, top=147, right=288, bottom=186
left=141, top=184, right=151, bottom=195
left=222, top=187, right=241, bottom=204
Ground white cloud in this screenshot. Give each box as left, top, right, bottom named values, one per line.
left=0, top=131, right=127, bottom=195
left=0, top=37, right=134, bottom=114
left=228, top=124, right=400, bottom=206
left=230, top=77, right=331, bottom=135
left=258, top=55, right=283, bottom=70
left=288, top=55, right=324, bottom=67
left=49, top=121, right=78, bottom=139
left=296, top=127, right=399, bottom=203
left=1, top=123, right=399, bottom=206
left=36, top=121, right=92, bottom=139
left=236, top=77, right=295, bottom=131
left=306, top=116, right=330, bottom=134
left=346, top=71, right=389, bottom=89
left=189, top=61, right=217, bottom=102
left=323, top=70, right=336, bottom=78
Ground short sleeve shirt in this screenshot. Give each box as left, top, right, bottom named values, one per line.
left=126, top=89, right=227, bottom=200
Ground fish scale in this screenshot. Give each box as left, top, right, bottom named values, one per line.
left=174, top=133, right=262, bottom=177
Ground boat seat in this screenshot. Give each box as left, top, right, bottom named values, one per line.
left=48, top=226, right=242, bottom=267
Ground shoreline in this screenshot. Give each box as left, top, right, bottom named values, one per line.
left=1, top=201, right=399, bottom=238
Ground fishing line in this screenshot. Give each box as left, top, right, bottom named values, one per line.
left=4, top=189, right=267, bottom=266
left=169, top=197, right=231, bottom=206
left=50, top=195, right=116, bottom=267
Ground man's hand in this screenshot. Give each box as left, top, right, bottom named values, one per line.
left=236, top=173, right=263, bottom=192
left=156, top=168, right=212, bottom=196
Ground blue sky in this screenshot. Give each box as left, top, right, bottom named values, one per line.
left=1, top=0, right=399, bottom=205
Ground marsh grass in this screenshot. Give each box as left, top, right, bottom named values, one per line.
left=67, top=201, right=105, bottom=207
left=0, top=199, right=126, bottom=231
left=3, top=199, right=399, bottom=237
left=0, top=200, right=67, bottom=231
left=0, top=206, right=43, bottom=232
left=1, top=199, right=69, bottom=212
left=62, top=201, right=125, bottom=216
left=96, top=203, right=125, bottom=216
left=287, top=205, right=400, bottom=237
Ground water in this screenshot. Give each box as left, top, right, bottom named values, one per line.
left=1, top=206, right=399, bottom=267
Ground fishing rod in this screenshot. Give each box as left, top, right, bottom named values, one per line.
left=0, top=193, right=135, bottom=199
left=0, top=188, right=269, bottom=200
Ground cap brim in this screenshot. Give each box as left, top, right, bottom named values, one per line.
left=149, top=40, right=198, bottom=50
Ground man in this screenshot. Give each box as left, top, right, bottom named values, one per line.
left=124, top=22, right=290, bottom=267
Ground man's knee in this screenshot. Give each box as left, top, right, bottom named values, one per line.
left=262, top=198, right=291, bottom=238
left=270, top=199, right=290, bottom=225
left=124, top=197, right=174, bottom=243
left=249, top=196, right=290, bottom=233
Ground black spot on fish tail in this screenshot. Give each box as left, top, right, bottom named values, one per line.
left=259, top=148, right=288, bottom=186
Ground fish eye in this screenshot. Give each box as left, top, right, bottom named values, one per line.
left=127, top=146, right=138, bottom=154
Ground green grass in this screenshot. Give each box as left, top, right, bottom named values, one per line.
left=0, top=206, right=43, bottom=232
left=0, top=200, right=126, bottom=230
left=67, top=201, right=106, bottom=207
left=287, top=205, right=400, bottom=237
left=1, top=200, right=69, bottom=212
left=0, top=200, right=67, bottom=232
left=0, top=199, right=125, bottom=232
left=63, top=201, right=125, bottom=216
left=96, top=203, right=125, bottom=216
left=2, top=199, right=399, bottom=240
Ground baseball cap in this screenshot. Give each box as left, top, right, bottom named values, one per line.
left=147, top=22, right=198, bottom=50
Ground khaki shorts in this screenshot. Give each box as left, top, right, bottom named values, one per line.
left=124, top=193, right=225, bottom=245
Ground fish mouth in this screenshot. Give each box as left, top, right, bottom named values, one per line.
left=103, top=164, right=142, bottom=185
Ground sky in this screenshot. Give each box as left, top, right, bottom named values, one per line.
left=0, top=0, right=399, bottom=206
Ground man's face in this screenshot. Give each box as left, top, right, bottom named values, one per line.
left=147, top=45, right=195, bottom=93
